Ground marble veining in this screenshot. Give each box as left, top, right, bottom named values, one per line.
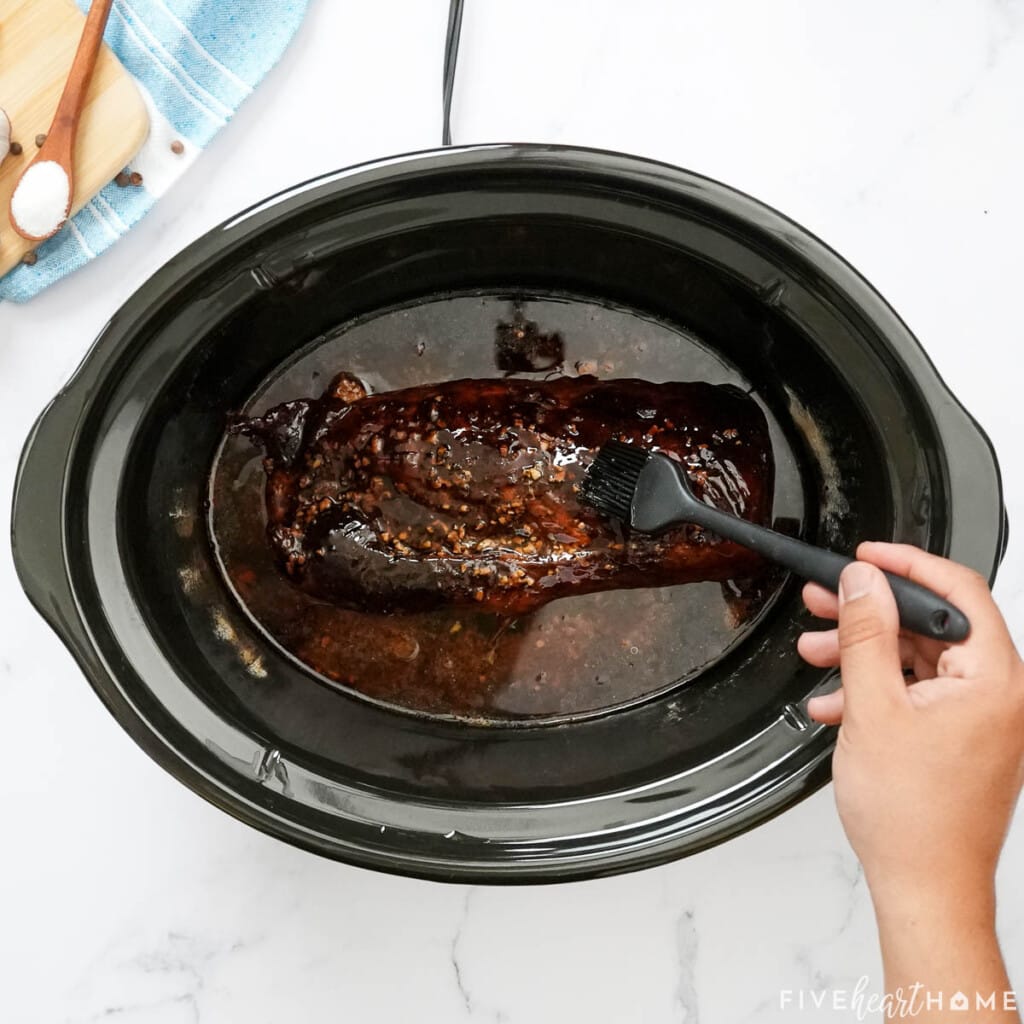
left=674, top=907, right=700, bottom=1022
left=451, top=888, right=476, bottom=1015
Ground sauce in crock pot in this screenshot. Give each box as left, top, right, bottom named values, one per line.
left=208, top=293, right=800, bottom=722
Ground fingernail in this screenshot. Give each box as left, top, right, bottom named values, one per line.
left=840, top=561, right=875, bottom=602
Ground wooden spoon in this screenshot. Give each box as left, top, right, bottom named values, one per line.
left=9, top=0, right=115, bottom=242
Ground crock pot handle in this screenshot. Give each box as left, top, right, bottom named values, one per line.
left=12, top=391, right=94, bottom=663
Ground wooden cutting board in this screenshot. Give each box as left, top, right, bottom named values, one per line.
left=0, top=0, right=149, bottom=278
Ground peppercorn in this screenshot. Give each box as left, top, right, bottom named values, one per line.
left=115, top=171, right=130, bottom=187
left=34, top=133, right=46, bottom=147
left=170, top=140, right=184, bottom=155
left=10, top=141, right=22, bottom=155
left=21, top=250, right=38, bottom=266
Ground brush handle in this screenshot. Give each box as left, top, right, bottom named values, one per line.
left=690, top=504, right=970, bottom=642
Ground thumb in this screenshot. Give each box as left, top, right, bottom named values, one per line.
left=837, top=560, right=906, bottom=718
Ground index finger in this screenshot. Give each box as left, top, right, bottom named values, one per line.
left=855, top=542, right=1008, bottom=648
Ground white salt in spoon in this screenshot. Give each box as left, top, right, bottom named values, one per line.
left=0, top=108, right=12, bottom=165
left=9, top=0, right=115, bottom=242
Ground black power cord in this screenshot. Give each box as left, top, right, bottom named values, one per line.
left=442, top=0, right=465, bottom=145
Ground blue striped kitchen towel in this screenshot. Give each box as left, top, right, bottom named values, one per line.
left=0, top=0, right=308, bottom=303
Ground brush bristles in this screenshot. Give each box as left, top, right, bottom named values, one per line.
left=581, top=439, right=651, bottom=523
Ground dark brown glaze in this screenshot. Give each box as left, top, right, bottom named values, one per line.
left=494, top=307, right=565, bottom=374
left=232, top=373, right=774, bottom=615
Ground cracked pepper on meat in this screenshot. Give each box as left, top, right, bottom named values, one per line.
left=230, top=372, right=775, bottom=615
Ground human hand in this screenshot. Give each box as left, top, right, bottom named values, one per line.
left=797, top=542, right=1024, bottom=905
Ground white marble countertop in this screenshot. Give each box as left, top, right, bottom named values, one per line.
left=3, top=2, right=1023, bottom=1021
